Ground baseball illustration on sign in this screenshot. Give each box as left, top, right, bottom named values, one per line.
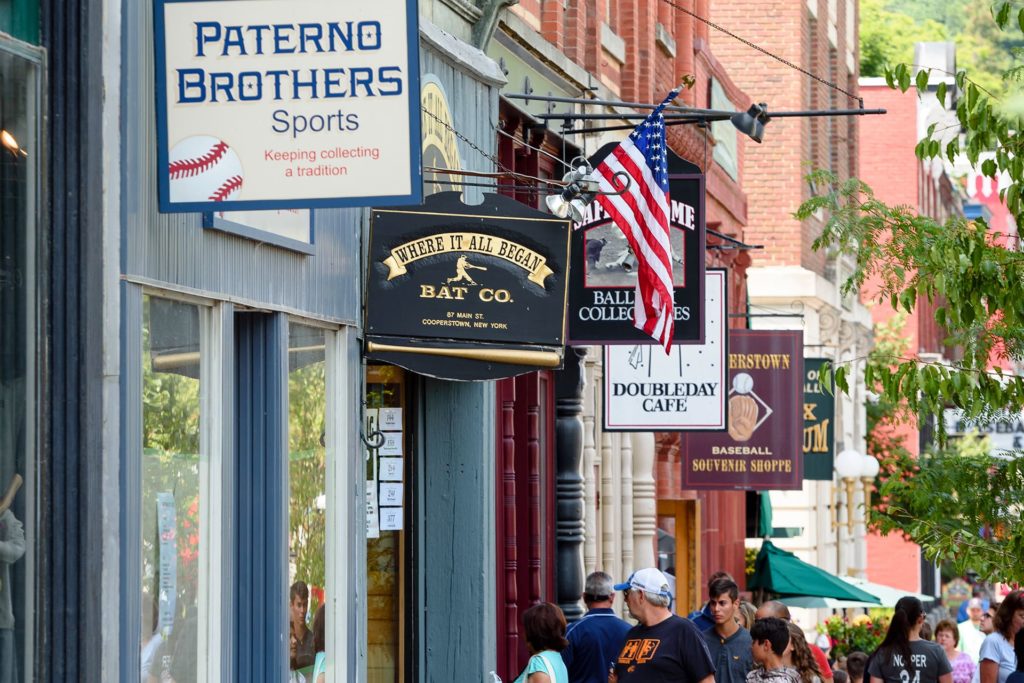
left=168, top=135, right=244, bottom=203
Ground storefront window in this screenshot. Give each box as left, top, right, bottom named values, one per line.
left=141, top=296, right=202, bottom=682
left=288, top=324, right=327, bottom=683
left=365, top=365, right=408, bottom=682
left=0, top=36, right=41, bottom=683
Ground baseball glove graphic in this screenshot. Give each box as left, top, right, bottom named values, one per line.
left=728, top=394, right=759, bottom=442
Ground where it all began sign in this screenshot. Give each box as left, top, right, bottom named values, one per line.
left=365, top=192, right=571, bottom=381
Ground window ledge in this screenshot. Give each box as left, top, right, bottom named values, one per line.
left=601, top=23, right=626, bottom=65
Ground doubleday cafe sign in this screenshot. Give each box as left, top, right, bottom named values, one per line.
left=154, top=0, right=422, bottom=213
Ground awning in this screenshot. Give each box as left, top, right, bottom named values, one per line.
left=838, top=576, right=934, bottom=607
left=748, top=541, right=882, bottom=604
left=779, top=596, right=881, bottom=609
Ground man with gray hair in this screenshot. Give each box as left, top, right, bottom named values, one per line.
left=562, top=571, right=631, bottom=682
left=609, top=568, right=716, bottom=683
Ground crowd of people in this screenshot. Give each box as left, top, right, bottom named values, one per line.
left=503, top=570, right=1024, bottom=683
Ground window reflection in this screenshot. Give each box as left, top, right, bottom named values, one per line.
left=0, top=40, right=40, bottom=683
left=289, top=324, right=327, bottom=683
left=142, top=296, right=201, bottom=683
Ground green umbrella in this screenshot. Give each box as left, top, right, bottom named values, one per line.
left=748, top=540, right=881, bottom=604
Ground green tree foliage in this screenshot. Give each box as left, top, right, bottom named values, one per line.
left=860, top=0, right=948, bottom=77
left=802, top=2, right=1024, bottom=581
left=861, top=1, right=1023, bottom=96
left=289, top=358, right=327, bottom=612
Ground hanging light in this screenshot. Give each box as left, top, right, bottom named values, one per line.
left=545, top=157, right=600, bottom=223
left=730, top=103, right=770, bottom=143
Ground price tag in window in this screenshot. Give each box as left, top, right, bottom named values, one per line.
left=379, top=408, right=402, bottom=430
left=378, top=432, right=403, bottom=456
left=380, top=507, right=403, bottom=531
left=379, top=482, right=403, bottom=506
left=379, top=458, right=404, bottom=481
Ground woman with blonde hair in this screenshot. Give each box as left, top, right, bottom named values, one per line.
left=784, top=622, right=824, bottom=683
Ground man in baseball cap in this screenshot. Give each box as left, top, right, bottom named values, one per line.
left=609, top=568, right=716, bottom=683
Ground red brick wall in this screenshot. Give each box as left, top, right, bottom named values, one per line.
left=709, top=0, right=860, bottom=275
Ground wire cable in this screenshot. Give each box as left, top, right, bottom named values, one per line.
left=661, top=0, right=864, bottom=107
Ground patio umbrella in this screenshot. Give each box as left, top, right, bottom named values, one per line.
left=779, top=595, right=881, bottom=609
left=748, top=540, right=881, bottom=604
left=838, top=576, right=934, bottom=607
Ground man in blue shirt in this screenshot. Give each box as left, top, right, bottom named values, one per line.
left=702, top=577, right=753, bottom=683
left=562, top=572, right=632, bottom=683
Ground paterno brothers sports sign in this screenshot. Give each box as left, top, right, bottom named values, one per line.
left=682, top=330, right=804, bottom=490
left=154, top=0, right=422, bottom=213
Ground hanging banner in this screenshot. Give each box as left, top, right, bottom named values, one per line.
left=682, top=330, right=804, bottom=490
left=567, top=145, right=705, bottom=345
left=154, top=0, right=422, bottom=212
left=365, top=191, right=571, bottom=381
left=603, top=269, right=727, bottom=431
left=803, top=358, right=835, bottom=480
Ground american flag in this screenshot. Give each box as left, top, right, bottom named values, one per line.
left=593, top=87, right=679, bottom=353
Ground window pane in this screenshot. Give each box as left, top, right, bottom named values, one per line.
left=288, top=324, right=326, bottom=681
left=142, top=296, right=201, bottom=683
left=0, top=42, right=40, bottom=683
left=366, top=365, right=407, bottom=682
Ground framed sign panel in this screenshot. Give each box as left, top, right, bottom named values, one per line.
left=568, top=144, right=705, bottom=345
left=155, top=0, right=422, bottom=212
left=603, top=269, right=727, bottom=431
left=682, top=330, right=804, bottom=490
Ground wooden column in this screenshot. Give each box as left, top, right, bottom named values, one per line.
left=632, top=433, right=657, bottom=571
left=555, top=348, right=587, bottom=622
left=497, top=379, right=519, bottom=678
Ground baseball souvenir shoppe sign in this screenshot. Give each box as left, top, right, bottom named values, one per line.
left=603, top=269, right=728, bottom=432
left=365, top=192, right=571, bottom=381
left=568, top=144, right=705, bottom=345
left=682, top=330, right=804, bottom=490
left=154, top=0, right=422, bottom=213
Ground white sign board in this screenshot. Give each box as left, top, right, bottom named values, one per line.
left=943, top=408, right=1024, bottom=453
left=155, top=0, right=422, bottom=212
left=603, top=269, right=727, bottom=431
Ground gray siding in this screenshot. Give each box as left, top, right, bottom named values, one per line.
left=123, top=1, right=364, bottom=323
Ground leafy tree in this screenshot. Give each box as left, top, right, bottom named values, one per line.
left=801, top=1, right=1024, bottom=582
left=860, top=0, right=948, bottom=77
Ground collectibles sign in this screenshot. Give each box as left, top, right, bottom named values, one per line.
left=567, top=145, right=705, bottom=345
left=803, top=358, right=835, bottom=480
left=603, top=269, right=727, bottom=431
left=154, top=0, right=422, bottom=213
left=365, top=191, right=571, bottom=381
left=943, top=408, right=1024, bottom=453
left=682, top=330, right=804, bottom=490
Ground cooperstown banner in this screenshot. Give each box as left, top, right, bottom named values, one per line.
left=155, top=0, right=422, bottom=213
left=682, top=329, right=804, bottom=490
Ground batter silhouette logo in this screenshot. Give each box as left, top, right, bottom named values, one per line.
left=446, top=255, right=488, bottom=285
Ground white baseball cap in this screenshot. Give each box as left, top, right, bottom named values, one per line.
left=614, top=568, right=673, bottom=599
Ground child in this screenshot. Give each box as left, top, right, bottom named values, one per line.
left=748, top=617, right=802, bottom=683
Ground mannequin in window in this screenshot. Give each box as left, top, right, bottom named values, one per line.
left=0, top=473, right=25, bottom=683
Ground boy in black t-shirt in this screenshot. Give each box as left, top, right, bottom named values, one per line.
left=609, top=567, right=716, bottom=683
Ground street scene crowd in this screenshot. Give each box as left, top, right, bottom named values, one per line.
left=498, top=570, right=1024, bottom=683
